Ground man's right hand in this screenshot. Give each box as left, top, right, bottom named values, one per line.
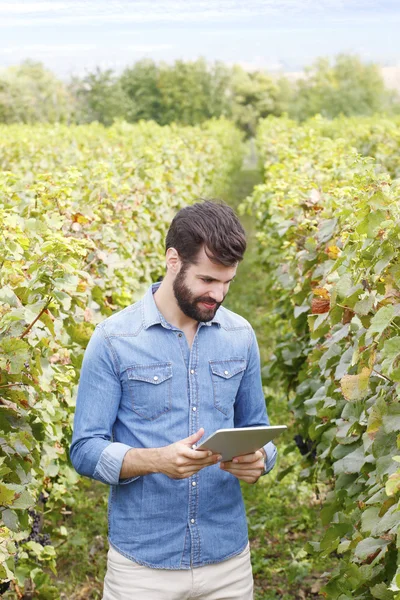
left=157, top=428, right=221, bottom=480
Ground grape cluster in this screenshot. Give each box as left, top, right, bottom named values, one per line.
left=294, top=434, right=317, bottom=460
left=14, top=508, right=53, bottom=567
left=23, top=509, right=52, bottom=546
left=39, top=491, right=49, bottom=504
left=0, top=581, right=10, bottom=594
left=5, top=498, right=53, bottom=595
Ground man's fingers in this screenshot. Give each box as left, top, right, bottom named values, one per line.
left=178, top=458, right=221, bottom=477
left=186, top=448, right=211, bottom=459
left=184, top=447, right=221, bottom=462
left=181, top=428, right=205, bottom=445
left=185, top=456, right=220, bottom=468
left=228, top=450, right=263, bottom=464
left=220, top=459, right=264, bottom=471
left=221, top=467, right=263, bottom=478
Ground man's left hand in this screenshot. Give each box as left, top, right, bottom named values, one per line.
left=219, top=448, right=266, bottom=484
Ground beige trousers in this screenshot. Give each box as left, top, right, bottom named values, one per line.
left=102, top=542, right=254, bottom=600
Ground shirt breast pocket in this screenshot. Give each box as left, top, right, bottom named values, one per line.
left=127, top=362, right=172, bottom=420
left=209, top=358, right=247, bottom=417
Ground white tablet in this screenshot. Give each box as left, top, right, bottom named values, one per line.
left=194, top=426, right=287, bottom=462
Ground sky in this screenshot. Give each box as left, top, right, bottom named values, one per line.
left=0, top=0, right=399, bottom=80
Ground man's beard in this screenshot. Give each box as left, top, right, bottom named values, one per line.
left=172, top=267, right=223, bottom=323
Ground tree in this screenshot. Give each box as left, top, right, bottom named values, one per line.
left=119, top=59, right=162, bottom=122
left=119, top=58, right=232, bottom=126
left=290, top=54, right=394, bottom=121
left=229, top=66, right=283, bottom=136
left=69, top=67, right=129, bottom=125
left=0, top=60, right=73, bottom=123
left=157, top=58, right=210, bottom=125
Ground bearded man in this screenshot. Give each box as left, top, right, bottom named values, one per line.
left=70, top=199, right=277, bottom=600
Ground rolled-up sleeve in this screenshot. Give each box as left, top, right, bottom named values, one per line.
left=234, top=327, right=278, bottom=476
left=69, top=324, right=139, bottom=486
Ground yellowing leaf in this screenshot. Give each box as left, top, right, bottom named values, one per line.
left=326, top=245, right=340, bottom=259
left=386, top=471, right=400, bottom=497
left=72, top=212, right=89, bottom=224
left=312, top=287, right=330, bottom=300
left=340, top=367, right=372, bottom=401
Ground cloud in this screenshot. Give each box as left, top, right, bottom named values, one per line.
left=0, top=0, right=398, bottom=27
left=124, top=44, right=174, bottom=53
left=0, top=2, right=68, bottom=13
left=0, top=43, right=174, bottom=59
left=0, top=44, right=97, bottom=57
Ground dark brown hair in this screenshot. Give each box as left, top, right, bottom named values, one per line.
left=165, top=199, right=247, bottom=267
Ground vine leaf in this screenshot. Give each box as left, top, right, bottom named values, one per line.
left=340, top=367, right=372, bottom=401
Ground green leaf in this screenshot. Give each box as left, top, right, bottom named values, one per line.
left=1, top=508, right=19, bottom=531
left=0, top=338, right=30, bottom=374
left=356, top=209, right=386, bottom=238
left=0, top=484, right=17, bottom=506
left=354, top=293, right=375, bottom=316
left=381, top=337, right=400, bottom=381
left=360, top=505, right=398, bottom=536
left=317, top=218, right=337, bottom=243
left=370, top=582, right=395, bottom=599
left=382, top=404, right=400, bottom=434
left=333, top=445, right=373, bottom=475
left=11, top=489, right=35, bottom=510
left=0, top=286, right=21, bottom=308
left=320, top=522, right=351, bottom=551
left=294, top=304, right=310, bottom=318
left=336, top=273, right=353, bottom=299
left=334, top=346, right=354, bottom=380
left=354, top=537, right=390, bottom=563
left=26, top=541, right=44, bottom=556
left=368, top=305, right=394, bottom=337
left=66, top=322, right=94, bottom=347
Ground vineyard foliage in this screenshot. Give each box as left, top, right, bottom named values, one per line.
left=239, top=116, right=400, bottom=598
left=0, top=118, right=244, bottom=594
left=305, top=115, right=400, bottom=179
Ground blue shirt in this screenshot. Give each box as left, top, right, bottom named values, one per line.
left=69, top=281, right=277, bottom=569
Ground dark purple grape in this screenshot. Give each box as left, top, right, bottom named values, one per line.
left=0, top=581, right=10, bottom=594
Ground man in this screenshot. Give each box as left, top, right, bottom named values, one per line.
left=69, top=199, right=277, bottom=599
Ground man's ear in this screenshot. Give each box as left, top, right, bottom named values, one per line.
left=166, top=248, right=181, bottom=275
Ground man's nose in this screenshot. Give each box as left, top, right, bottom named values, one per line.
left=209, top=286, right=225, bottom=304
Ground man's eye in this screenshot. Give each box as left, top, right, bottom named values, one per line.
left=202, top=278, right=212, bottom=283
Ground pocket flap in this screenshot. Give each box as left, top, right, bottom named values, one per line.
left=210, top=359, right=247, bottom=379
left=127, top=363, right=172, bottom=384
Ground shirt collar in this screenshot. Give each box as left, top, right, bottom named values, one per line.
left=142, top=281, right=221, bottom=330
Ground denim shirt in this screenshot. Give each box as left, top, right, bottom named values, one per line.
left=69, top=281, right=277, bottom=569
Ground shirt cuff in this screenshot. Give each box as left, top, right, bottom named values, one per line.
left=93, top=442, right=140, bottom=486
left=262, top=441, right=278, bottom=475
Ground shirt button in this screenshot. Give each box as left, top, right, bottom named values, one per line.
left=178, top=333, right=182, bottom=337
left=192, top=406, right=196, bottom=411
left=224, top=370, right=229, bottom=375
left=191, top=519, right=195, bottom=524
left=153, top=376, right=159, bottom=381
left=192, top=481, right=196, bottom=486
left=190, top=369, right=195, bottom=374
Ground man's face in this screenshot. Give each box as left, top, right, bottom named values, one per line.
left=172, top=246, right=237, bottom=323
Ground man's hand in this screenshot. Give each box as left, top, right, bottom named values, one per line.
left=157, top=428, right=221, bottom=480
left=219, top=448, right=266, bottom=484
